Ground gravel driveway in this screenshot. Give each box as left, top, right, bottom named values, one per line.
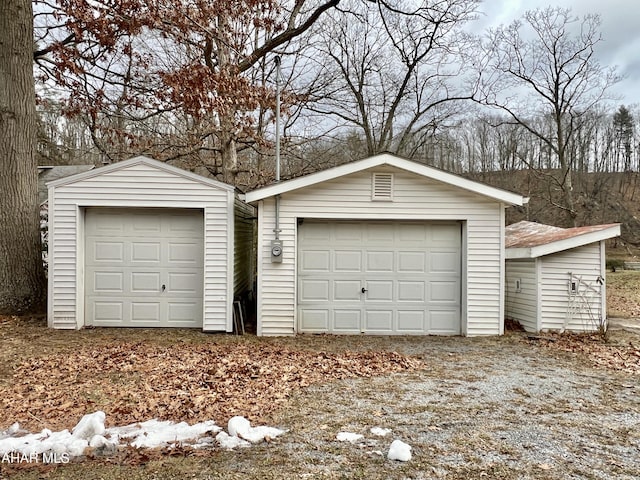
left=220, top=333, right=640, bottom=480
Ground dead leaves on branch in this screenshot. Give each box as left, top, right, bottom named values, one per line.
left=0, top=341, right=422, bottom=432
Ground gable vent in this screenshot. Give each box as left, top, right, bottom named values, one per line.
left=372, top=172, right=394, bottom=201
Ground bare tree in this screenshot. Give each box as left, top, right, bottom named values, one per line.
left=0, top=0, right=47, bottom=314
left=473, top=6, right=620, bottom=225
left=308, top=0, right=478, bottom=157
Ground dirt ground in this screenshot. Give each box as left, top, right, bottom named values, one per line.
left=1, top=315, right=639, bottom=479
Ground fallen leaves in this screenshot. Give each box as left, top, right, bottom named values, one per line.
left=0, top=341, right=422, bottom=433
left=527, top=332, right=640, bottom=374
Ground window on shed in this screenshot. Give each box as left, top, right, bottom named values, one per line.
left=372, top=172, right=393, bottom=201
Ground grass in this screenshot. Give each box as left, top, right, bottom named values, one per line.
left=607, top=269, right=640, bottom=317
left=1, top=271, right=640, bottom=479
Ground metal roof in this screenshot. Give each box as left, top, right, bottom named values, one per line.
left=505, top=221, right=621, bottom=259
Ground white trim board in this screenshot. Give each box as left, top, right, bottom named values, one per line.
left=244, top=153, right=526, bottom=206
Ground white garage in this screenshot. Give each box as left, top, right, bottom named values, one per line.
left=244, top=153, right=526, bottom=336
left=46, top=156, right=255, bottom=331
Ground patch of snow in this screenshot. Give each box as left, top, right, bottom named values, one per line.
left=216, top=431, right=250, bottom=450
left=228, top=416, right=251, bottom=438
left=72, top=411, right=106, bottom=440
left=370, top=427, right=392, bottom=436
left=336, top=432, right=364, bottom=442
left=107, top=419, right=221, bottom=449
left=387, top=439, right=412, bottom=462
left=0, top=413, right=283, bottom=459
left=227, top=416, right=285, bottom=443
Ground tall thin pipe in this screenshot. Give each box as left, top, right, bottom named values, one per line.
left=275, top=55, right=281, bottom=183
left=274, top=56, right=282, bottom=240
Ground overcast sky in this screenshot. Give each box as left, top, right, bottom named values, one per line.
left=475, top=0, right=640, bottom=106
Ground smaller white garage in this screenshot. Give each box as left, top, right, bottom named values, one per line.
left=505, top=221, right=620, bottom=333
left=47, top=156, right=255, bottom=331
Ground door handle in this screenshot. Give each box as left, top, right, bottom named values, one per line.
left=161, top=284, right=166, bottom=292
left=361, top=287, right=367, bottom=293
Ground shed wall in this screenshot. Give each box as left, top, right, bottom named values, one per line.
left=504, top=259, right=539, bottom=332
left=256, top=167, right=505, bottom=336
left=48, top=162, right=234, bottom=331
left=234, top=199, right=256, bottom=297
left=539, top=243, right=604, bottom=332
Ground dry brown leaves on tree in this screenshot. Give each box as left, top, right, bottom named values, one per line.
left=0, top=342, right=422, bottom=432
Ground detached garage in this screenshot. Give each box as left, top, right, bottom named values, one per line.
left=505, top=221, right=620, bottom=333
left=47, top=156, right=255, bottom=331
left=244, top=153, right=526, bottom=336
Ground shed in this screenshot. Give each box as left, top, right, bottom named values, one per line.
left=244, top=153, right=526, bottom=336
left=47, top=156, right=255, bottom=331
left=505, top=221, right=621, bottom=333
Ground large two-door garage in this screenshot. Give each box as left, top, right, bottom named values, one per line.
left=297, top=220, right=461, bottom=334
left=47, top=156, right=254, bottom=331
left=245, top=153, right=526, bottom=337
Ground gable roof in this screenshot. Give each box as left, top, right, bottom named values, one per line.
left=505, top=220, right=621, bottom=259
left=244, top=153, right=526, bottom=205
left=46, top=155, right=235, bottom=192
left=38, top=165, right=95, bottom=204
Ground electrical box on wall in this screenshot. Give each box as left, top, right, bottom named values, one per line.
left=270, top=239, right=283, bottom=263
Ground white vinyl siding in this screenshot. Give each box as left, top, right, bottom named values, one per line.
left=257, top=166, right=505, bottom=336
left=47, top=159, right=237, bottom=332
left=505, top=259, right=539, bottom=332
left=539, top=243, right=604, bottom=332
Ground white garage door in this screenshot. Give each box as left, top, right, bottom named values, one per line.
left=298, top=221, right=461, bottom=335
left=85, top=208, right=204, bottom=327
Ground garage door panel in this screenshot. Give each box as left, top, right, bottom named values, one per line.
left=299, top=309, right=329, bottom=331
left=398, top=223, right=427, bottom=243
left=131, top=213, right=162, bottom=232
left=430, top=310, right=460, bottom=334
left=85, top=208, right=203, bottom=328
left=398, top=281, right=425, bottom=301
left=367, top=281, right=393, bottom=301
left=92, top=242, right=125, bottom=263
left=334, top=280, right=361, bottom=301
left=93, top=301, right=123, bottom=323
left=366, top=251, right=394, bottom=272
left=398, top=310, right=425, bottom=331
left=366, top=224, right=393, bottom=242
left=298, top=221, right=461, bottom=335
left=430, top=281, right=459, bottom=302
left=364, top=310, right=393, bottom=332
left=300, top=279, right=330, bottom=301
left=335, top=224, right=363, bottom=242
left=168, top=242, right=201, bottom=264
left=431, top=225, right=460, bottom=245
left=168, top=302, right=202, bottom=324
left=334, top=251, right=361, bottom=271
left=398, top=252, right=426, bottom=272
left=301, top=250, right=330, bottom=272
left=93, top=271, right=124, bottom=292
left=131, top=302, right=160, bottom=323
left=131, top=272, right=161, bottom=292
left=333, top=310, right=361, bottom=332
left=430, top=250, right=460, bottom=273
left=168, top=273, right=200, bottom=293
left=131, top=242, right=161, bottom=263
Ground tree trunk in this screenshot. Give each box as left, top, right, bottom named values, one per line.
left=0, top=0, right=47, bottom=314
